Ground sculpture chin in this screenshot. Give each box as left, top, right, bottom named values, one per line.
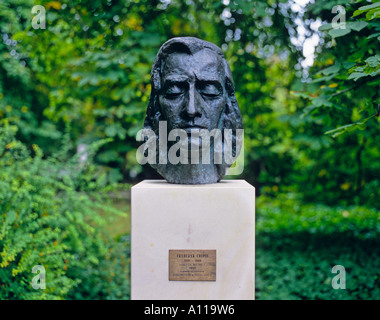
left=144, top=128, right=242, bottom=185
left=153, top=163, right=226, bottom=185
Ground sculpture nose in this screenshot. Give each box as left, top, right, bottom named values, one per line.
left=184, top=85, right=202, bottom=119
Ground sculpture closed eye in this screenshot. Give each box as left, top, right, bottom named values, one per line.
left=198, top=83, right=222, bottom=98
left=141, top=37, right=243, bottom=184
left=165, top=83, right=221, bottom=99
left=165, top=83, right=187, bottom=98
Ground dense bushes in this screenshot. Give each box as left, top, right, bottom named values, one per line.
left=255, top=194, right=380, bottom=300
left=0, top=120, right=130, bottom=299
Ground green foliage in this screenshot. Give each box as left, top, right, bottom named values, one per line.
left=0, top=120, right=129, bottom=299
left=257, top=193, right=380, bottom=238
left=1, top=0, right=378, bottom=202
left=1, top=0, right=305, bottom=184
left=256, top=194, right=380, bottom=300
left=303, top=0, right=379, bottom=137
left=67, top=235, right=130, bottom=300
left=281, top=0, right=380, bottom=208
left=1, top=0, right=379, bottom=300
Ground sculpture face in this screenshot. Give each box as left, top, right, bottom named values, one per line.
left=141, top=37, right=243, bottom=184
left=158, top=50, right=226, bottom=134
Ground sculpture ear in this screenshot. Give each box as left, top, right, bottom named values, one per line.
left=153, top=101, right=163, bottom=133
left=225, top=97, right=233, bottom=115
left=152, top=69, right=161, bottom=92
left=223, top=96, right=243, bottom=131
left=144, top=65, right=163, bottom=133
left=221, top=100, right=231, bottom=133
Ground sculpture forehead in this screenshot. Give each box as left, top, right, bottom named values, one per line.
left=162, top=49, right=224, bottom=81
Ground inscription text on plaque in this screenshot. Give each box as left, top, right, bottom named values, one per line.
left=169, top=250, right=216, bottom=281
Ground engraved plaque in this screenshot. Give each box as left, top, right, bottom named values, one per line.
left=169, top=249, right=216, bottom=281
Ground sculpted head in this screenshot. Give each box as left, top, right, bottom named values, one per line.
left=142, top=37, right=243, bottom=184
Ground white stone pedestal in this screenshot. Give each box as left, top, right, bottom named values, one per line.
left=131, top=180, right=255, bottom=300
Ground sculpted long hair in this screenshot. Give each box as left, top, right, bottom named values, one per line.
left=143, top=37, right=243, bottom=180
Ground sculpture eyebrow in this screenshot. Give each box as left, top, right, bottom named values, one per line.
left=196, top=79, right=223, bottom=91
left=196, top=75, right=220, bottom=82
left=162, top=77, right=189, bottom=91
left=164, top=75, right=190, bottom=83
left=193, top=72, right=222, bottom=86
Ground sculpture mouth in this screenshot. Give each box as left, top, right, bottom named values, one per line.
left=178, top=125, right=207, bottom=131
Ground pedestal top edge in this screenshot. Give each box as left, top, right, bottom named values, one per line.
left=132, top=179, right=255, bottom=189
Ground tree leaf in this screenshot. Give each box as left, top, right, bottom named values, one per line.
left=367, top=32, right=380, bottom=39
left=328, top=28, right=351, bottom=38
left=353, top=2, right=380, bottom=17
left=365, top=55, right=380, bottom=68
left=342, top=61, right=356, bottom=70
left=359, top=2, right=380, bottom=11
left=311, top=74, right=335, bottom=83
left=321, top=63, right=341, bottom=75
left=347, top=72, right=367, bottom=81
left=348, top=21, right=368, bottom=32
left=312, top=96, right=332, bottom=107
left=325, top=115, right=375, bottom=137
left=318, top=23, right=333, bottom=31
left=366, top=8, right=380, bottom=20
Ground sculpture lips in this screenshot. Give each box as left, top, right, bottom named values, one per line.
left=180, top=126, right=207, bottom=134
left=178, top=125, right=207, bottom=130
left=182, top=126, right=206, bottom=129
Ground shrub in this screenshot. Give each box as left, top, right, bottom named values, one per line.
left=0, top=120, right=130, bottom=299
left=255, top=194, right=380, bottom=300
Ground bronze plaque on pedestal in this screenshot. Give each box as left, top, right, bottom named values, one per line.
left=169, top=249, right=216, bottom=281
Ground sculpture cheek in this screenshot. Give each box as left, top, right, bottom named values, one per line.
left=163, top=98, right=186, bottom=116
left=206, top=99, right=225, bottom=121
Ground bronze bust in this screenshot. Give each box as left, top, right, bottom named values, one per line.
left=140, top=37, right=243, bottom=184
